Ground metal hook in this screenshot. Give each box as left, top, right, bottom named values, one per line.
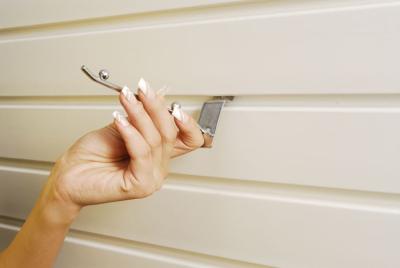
left=81, top=65, right=124, bottom=92
left=81, top=65, right=178, bottom=114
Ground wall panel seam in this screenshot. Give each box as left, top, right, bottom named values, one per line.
left=1, top=1, right=400, bottom=44
left=1, top=166, right=400, bottom=215
left=0, top=217, right=269, bottom=268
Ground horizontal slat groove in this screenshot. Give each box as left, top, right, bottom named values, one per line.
left=0, top=0, right=393, bottom=37
left=0, top=157, right=54, bottom=169
left=2, top=94, right=400, bottom=106
left=1, top=1, right=398, bottom=41
left=1, top=161, right=399, bottom=214
left=0, top=0, right=245, bottom=32
left=4, top=105, right=400, bottom=112
left=0, top=95, right=210, bottom=105
left=0, top=216, right=267, bottom=268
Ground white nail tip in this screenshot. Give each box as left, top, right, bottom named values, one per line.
left=172, top=107, right=185, bottom=122
left=138, top=78, right=148, bottom=94
left=113, top=111, right=129, bottom=126
left=121, top=86, right=134, bottom=102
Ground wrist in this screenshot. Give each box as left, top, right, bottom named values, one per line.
left=38, top=195, right=80, bottom=227
left=36, top=180, right=81, bottom=227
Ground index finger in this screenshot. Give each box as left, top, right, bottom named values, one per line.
left=136, top=78, right=178, bottom=153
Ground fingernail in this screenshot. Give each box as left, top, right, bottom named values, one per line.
left=172, top=107, right=187, bottom=123
left=156, top=86, right=170, bottom=97
left=121, top=86, right=136, bottom=103
left=113, top=111, right=129, bottom=126
left=138, top=77, right=155, bottom=99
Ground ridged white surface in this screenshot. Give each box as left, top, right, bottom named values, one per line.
left=1, top=1, right=400, bottom=95
left=1, top=1, right=400, bottom=267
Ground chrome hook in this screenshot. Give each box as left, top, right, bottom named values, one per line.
left=81, top=65, right=124, bottom=92
left=81, top=65, right=178, bottom=114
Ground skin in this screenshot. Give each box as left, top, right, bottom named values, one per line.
left=0, top=81, right=204, bottom=268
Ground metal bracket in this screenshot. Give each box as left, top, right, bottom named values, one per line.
left=198, top=96, right=234, bottom=148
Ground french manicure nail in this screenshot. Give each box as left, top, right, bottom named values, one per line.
left=172, top=107, right=187, bottom=123
left=113, top=111, right=129, bottom=126
left=138, top=77, right=155, bottom=99
left=121, top=86, right=135, bottom=103
left=138, top=78, right=147, bottom=94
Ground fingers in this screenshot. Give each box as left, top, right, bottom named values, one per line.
left=111, top=78, right=205, bottom=199
left=112, top=111, right=152, bottom=164
left=116, top=79, right=179, bottom=195
left=136, top=78, right=178, bottom=154
left=113, top=110, right=160, bottom=197
left=173, top=109, right=205, bottom=156
left=129, top=78, right=204, bottom=157
left=151, top=84, right=204, bottom=152
left=119, top=86, right=162, bottom=163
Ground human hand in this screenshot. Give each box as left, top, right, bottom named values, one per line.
left=43, top=78, right=204, bottom=219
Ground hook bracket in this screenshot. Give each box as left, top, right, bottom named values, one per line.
left=198, top=96, right=233, bottom=147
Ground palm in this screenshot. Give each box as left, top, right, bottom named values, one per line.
left=55, top=123, right=199, bottom=206
left=54, top=125, right=128, bottom=205
left=74, top=125, right=129, bottom=163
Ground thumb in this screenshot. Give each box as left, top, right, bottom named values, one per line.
left=173, top=108, right=204, bottom=156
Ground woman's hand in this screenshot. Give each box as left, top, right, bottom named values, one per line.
left=45, top=78, right=204, bottom=218
left=1, top=79, right=205, bottom=268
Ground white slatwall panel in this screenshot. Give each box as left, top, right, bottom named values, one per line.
left=1, top=168, right=399, bottom=267
left=1, top=1, right=400, bottom=267
left=0, top=105, right=400, bottom=193
left=0, top=0, right=242, bottom=29
left=0, top=220, right=264, bottom=268
left=0, top=225, right=206, bottom=268
left=0, top=1, right=400, bottom=96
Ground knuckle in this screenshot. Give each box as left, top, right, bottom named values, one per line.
left=194, top=136, right=205, bottom=148
left=135, top=101, right=145, bottom=110
left=149, top=135, right=162, bottom=148
left=138, top=183, right=156, bottom=198
left=135, top=173, right=165, bottom=198
left=162, top=129, right=177, bottom=144
left=163, top=135, right=175, bottom=145
left=127, top=101, right=144, bottom=116
left=138, top=145, right=152, bottom=159
left=141, top=188, right=153, bottom=198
